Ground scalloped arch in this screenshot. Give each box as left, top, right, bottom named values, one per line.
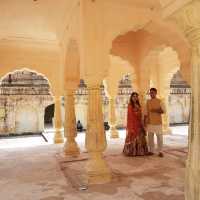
left=0, top=68, right=54, bottom=96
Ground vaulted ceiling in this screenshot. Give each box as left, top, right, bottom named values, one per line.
left=0, top=0, right=77, bottom=44
left=0, top=0, right=191, bottom=45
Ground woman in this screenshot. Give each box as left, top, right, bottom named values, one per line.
left=123, top=92, right=148, bottom=156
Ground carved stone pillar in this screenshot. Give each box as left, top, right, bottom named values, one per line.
left=160, top=90, right=172, bottom=134
left=139, top=92, right=147, bottom=109
left=80, top=0, right=111, bottom=184
left=86, top=85, right=111, bottom=184
left=54, top=96, right=64, bottom=144
left=162, top=105, right=172, bottom=134
left=64, top=89, right=80, bottom=156
left=139, top=66, right=150, bottom=110
left=174, top=2, right=200, bottom=199
left=185, top=44, right=200, bottom=200
left=109, top=97, right=119, bottom=138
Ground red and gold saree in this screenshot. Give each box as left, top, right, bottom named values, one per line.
left=123, top=104, right=148, bottom=156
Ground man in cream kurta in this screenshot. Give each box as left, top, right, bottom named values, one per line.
left=144, top=88, right=166, bottom=157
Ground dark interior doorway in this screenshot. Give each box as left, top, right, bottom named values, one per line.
left=44, top=104, right=54, bottom=125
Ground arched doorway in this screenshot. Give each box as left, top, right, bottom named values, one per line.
left=110, top=30, right=190, bottom=157
left=44, top=104, right=54, bottom=125
left=0, top=69, right=53, bottom=146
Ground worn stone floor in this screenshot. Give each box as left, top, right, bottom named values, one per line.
left=0, top=126, right=188, bottom=200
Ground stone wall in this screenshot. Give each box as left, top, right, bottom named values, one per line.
left=0, top=70, right=191, bottom=135
left=0, top=70, right=53, bottom=135
left=169, top=88, right=191, bottom=125
left=169, top=71, right=191, bottom=125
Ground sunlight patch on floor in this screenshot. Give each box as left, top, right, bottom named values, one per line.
left=0, top=126, right=188, bottom=149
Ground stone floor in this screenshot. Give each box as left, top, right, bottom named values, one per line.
left=0, top=126, right=188, bottom=200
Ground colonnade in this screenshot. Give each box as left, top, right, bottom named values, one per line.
left=54, top=1, right=200, bottom=198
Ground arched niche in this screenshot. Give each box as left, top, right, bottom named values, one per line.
left=109, top=18, right=191, bottom=85
left=0, top=69, right=53, bottom=135
left=0, top=68, right=54, bottom=96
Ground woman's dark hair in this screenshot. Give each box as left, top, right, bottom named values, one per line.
left=129, top=92, right=141, bottom=108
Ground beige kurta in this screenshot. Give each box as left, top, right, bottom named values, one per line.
left=144, top=98, right=166, bottom=134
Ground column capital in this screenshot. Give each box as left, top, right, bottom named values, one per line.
left=174, top=1, right=200, bottom=45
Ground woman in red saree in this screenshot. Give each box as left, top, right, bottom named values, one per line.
left=123, top=92, right=148, bottom=156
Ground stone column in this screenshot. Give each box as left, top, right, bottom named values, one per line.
left=80, top=0, right=111, bottom=184
left=162, top=105, right=172, bottom=134
left=139, top=62, right=150, bottom=110
left=54, top=96, right=64, bottom=144
left=185, top=44, right=200, bottom=200
left=139, top=91, right=147, bottom=110
left=109, top=97, right=119, bottom=138
left=174, top=2, right=200, bottom=199
left=64, top=89, right=80, bottom=156
left=138, top=82, right=149, bottom=111
left=86, top=85, right=111, bottom=184
left=160, top=90, right=172, bottom=134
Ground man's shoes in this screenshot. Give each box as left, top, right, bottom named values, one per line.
left=158, top=152, right=164, bottom=157
left=147, top=152, right=154, bottom=156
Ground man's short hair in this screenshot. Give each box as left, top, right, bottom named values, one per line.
left=150, top=88, right=157, bottom=93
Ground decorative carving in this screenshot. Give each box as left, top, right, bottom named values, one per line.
left=109, top=98, right=119, bottom=138
left=173, top=1, right=200, bottom=45
left=86, top=86, right=106, bottom=151
left=174, top=2, right=200, bottom=199
left=169, top=70, right=191, bottom=125
left=85, top=85, right=111, bottom=184
left=0, top=70, right=53, bottom=135
left=54, top=96, right=64, bottom=143
left=64, top=89, right=80, bottom=156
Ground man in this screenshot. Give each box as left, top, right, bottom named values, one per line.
left=144, top=88, right=165, bottom=157
left=77, top=120, right=83, bottom=132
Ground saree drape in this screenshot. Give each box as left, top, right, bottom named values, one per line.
left=123, top=104, right=148, bottom=156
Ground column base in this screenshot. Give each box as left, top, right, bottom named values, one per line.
left=110, top=128, right=119, bottom=139
left=185, top=161, right=200, bottom=200
left=86, top=152, right=112, bottom=184
left=54, top=130, right=64, bottom=144
left=87, top=170, right=112, bottom=185
left=64, top=141, right=80, bottom=157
